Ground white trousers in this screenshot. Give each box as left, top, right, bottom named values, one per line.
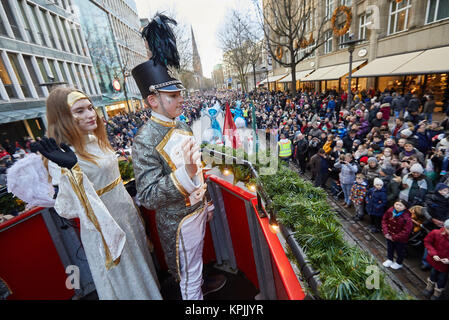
left=178, top=207, right=208, bottom=300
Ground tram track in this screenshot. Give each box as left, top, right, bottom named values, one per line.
left=289, top=163, right=428, bottom=299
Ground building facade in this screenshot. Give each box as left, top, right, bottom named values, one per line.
left=264, top=0, right=449, bottom=108
left=75, top=0, right=147, bottom=117
left=0, top=0, right=102, bottom=144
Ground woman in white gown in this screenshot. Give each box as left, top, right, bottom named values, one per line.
left=33, top=87, right=162, bottom=300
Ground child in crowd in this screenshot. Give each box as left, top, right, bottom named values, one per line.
left=350, top=173, right=368, bottom=221
left=422, top=219, right=449, bottom=300
left=382, top=200, right=413, bottom=270
left=334, top=153, right=358, bottom=208
left=366, top=178, right=388, bottom=233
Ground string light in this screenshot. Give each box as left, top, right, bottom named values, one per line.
left=223, top=168, right=231, bottom=176
left=247, top=183, right=257, bottom=192
left=269, top=214, right=279, bottom=234
left=269, top=220, right=280, bottom=234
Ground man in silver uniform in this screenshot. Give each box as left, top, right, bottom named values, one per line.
left=131, top=14, right=226, bottom=300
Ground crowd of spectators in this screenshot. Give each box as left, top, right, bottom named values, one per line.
left=227, top=87, right=449, bottom=298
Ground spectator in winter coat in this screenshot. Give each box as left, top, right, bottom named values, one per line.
left=399, top=141, right=425, bottom=164
left=380, top=103, right=391, bottom=121
left=392, top=93, right=406, bottom=118
left=370, top=112, right=385, bottom=128
left=334, top=153, right=359, bottom=207
left=366, top=178, right=388, bottom=233
left=400, top=163, right=429, bottom=206
left=310, top=148, right=329, bottom=188
left=350, top=173, right=368, bottom=221
left=294, top=133, right=308, bottom=174
left=382, top=200, right=413, bottom=270
left=379, top=165, right=401, bottom=207
left=362, top=157, right=381, bottom=187
left=424, top=183, right=449, bottom=230
left=407, top=94, right=421, bottom=115
left=412, top=121, right=432, bottom=154
left=423, top=95, right=436, bottom=122
left=422, top=219, right=449, bottom=300
left=342, top=130, right=357, bottom=152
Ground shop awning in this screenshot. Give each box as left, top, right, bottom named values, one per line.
left=0, top=107, right=46, bottom=125
left=278, top=69, right=314, bottom=82
left=351, top=51, right=424, bottom=78
left=303, top=60, right=366, bottom=81
left=392, top=46, right=449, bottom=75
left=260, top=73, right=288, bottom=84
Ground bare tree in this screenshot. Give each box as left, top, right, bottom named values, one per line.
left=219, top=9, right=261, bottom=93
left=253, top=0, right=327, bottom=95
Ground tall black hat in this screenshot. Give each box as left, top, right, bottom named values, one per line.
left=132, top=13, right=185, bottom=99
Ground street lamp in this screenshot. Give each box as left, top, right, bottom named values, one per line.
left=341, top=35, right=365, bottom=108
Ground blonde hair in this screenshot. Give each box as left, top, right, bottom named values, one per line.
left=45, top=86, right=113, bottom=165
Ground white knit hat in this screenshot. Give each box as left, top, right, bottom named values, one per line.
left=401, top=128, right=413, bottom=138
left=444, top=219, right=449, bottom=229
left=374, top=178, right=384, bottom=186
left=410, top=163, right=424, bottom=174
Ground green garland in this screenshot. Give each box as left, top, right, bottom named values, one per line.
left=260, top=166, right=412, bottom=300
left=118, top=158, right=135, bottom=181
left=0, top=192, right=26, bottom=216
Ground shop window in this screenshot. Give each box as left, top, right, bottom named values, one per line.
left=0, top=53, right=17, bottom=99
left=324, top=30, right=333, bottom=54
left=48, top=59, right=60, bottom=82
left=1, top=0, right=23, bottom=40
left=57, top=61, right=69, bottom=84
left=426, top=0, right=449, bottom=24
left=23, top=55, right=45, bottom=98
left=61, top=18, right=75, bottom=53
left=0, top=15, right=7, bottom=36
left=40, top=9, right=56, bottom=48
left=36, top=57, right=49, bottom=83
left=50, top=13, right=65, bottom=50
left=28, top=3, right=44, bottom=44
left=8, top=53, right=31, bottom=98
left=325, top=0, right=335, bottom=20
left=67, top=63, right=77, bottom=87
left=338, top=23, right=351, bottom=49
left=359, top=13, right=371, bottom=41
left=388, top=0, right=411, bottom=35
left=18, top=0, right=35, bottom=43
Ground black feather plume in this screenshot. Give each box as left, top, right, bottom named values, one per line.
left=141, top=13, right=180, bottom=69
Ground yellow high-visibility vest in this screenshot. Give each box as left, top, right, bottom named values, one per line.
left=278, top=140, right=292, bottom=158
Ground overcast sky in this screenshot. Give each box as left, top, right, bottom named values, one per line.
left=134, top=0, right=261, bottom=78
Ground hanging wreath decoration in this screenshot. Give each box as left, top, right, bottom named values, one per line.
left=293, top=39, right=299, bottom=50
left=275, top=45, right=283, bottom=60
left=331, top=6, right=352, bottom=37
left=299, top=33, right=314, bottom=49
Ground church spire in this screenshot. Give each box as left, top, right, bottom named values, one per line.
left=191, top=26, right=203, bottom=78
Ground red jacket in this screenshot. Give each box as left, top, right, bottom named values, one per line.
left=424, top=228, right=449, bottom=272
left=381, top=207, right=413, bottom=243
